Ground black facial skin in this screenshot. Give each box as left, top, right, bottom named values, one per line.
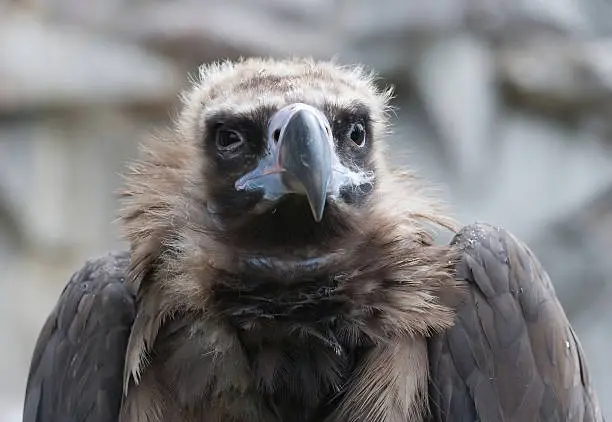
left=203, top=102, right=377, bottom=249
left=204, top=107, right=273, bottom=180
left=326, top=102, right=372, bottom=164
left=327, top=103, right=375, bottom=205
left=202, top=108, right=272, bottom=221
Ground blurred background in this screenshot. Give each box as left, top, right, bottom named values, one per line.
left=1, top=0, right=611, bottom=419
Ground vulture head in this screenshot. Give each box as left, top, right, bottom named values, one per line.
left=179, top=58, right=397, bottom=245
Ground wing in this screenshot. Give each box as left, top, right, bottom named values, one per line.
left=23, top=251, right=135, bottom=422
left=428, top=223, right=604, bottom=422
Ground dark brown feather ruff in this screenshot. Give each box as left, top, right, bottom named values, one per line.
left=118, top=58, right=464, bottom=422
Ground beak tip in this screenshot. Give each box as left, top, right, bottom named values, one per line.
left=308, top=195, right=327, bottom=223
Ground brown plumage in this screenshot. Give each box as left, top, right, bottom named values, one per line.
left=23, top=58, right=603, bottom=422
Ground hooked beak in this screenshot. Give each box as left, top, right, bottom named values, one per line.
left=276, top=106, right=332, bottom=221
left=235, top=103, right=335, bottom=222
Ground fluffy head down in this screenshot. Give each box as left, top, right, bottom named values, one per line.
left=178, top=57, right=392, bottom=146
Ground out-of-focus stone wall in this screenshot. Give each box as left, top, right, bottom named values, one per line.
left=1, top=1, right=611, bottom=419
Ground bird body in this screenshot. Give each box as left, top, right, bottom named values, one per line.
left=23, top=58, right=603, bottom=422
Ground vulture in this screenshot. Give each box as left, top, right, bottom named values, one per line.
left=23, top=58, right=604, bottom=422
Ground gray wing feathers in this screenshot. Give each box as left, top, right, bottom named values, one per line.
left=23, top=251, right=135, bottom=422
left=428, top=223, right=603, bottom=422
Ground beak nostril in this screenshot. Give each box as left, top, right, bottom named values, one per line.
left=273, top=129, right=281, bottom=143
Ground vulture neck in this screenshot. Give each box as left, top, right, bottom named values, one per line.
left=205, top=217, right=459, bottom=344
left=123, top=209, right=460, bottom=422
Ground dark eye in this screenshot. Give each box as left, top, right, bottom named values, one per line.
left=347, top=122, right=366, bottom=147
left=215, top=127, right=245, bottom=152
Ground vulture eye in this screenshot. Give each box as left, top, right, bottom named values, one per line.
left=348, top=122, right=366, bottom=147
left=215, top=127, right=245, bottom=153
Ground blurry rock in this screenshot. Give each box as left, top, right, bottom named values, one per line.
left=341, top=0, right=587, bottom=39
left=578, top=0, right=612, bottom=36
left=412, top=33, right=497, bottom=192
left=0, top=110, right=151, bottom=252
left=530, top=186, right=612, bottom=319
left=498, top=38, right=612, bottom=113
left=27, top=0, right=589, bottom=72
left=467, top=111, right=612, bottom=235
left=558, top=187, right=612, bottom=408
left=0, top=12, right=180, bottom=113
left=506, top=0, right=590, bottom=36
left=25, top=0, right=336, bottom=66
left=572, top=288, right=612, bottom=411
left=0, top=184, right=23, bottom=252
left=125, top=1, right=337, bottom=65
